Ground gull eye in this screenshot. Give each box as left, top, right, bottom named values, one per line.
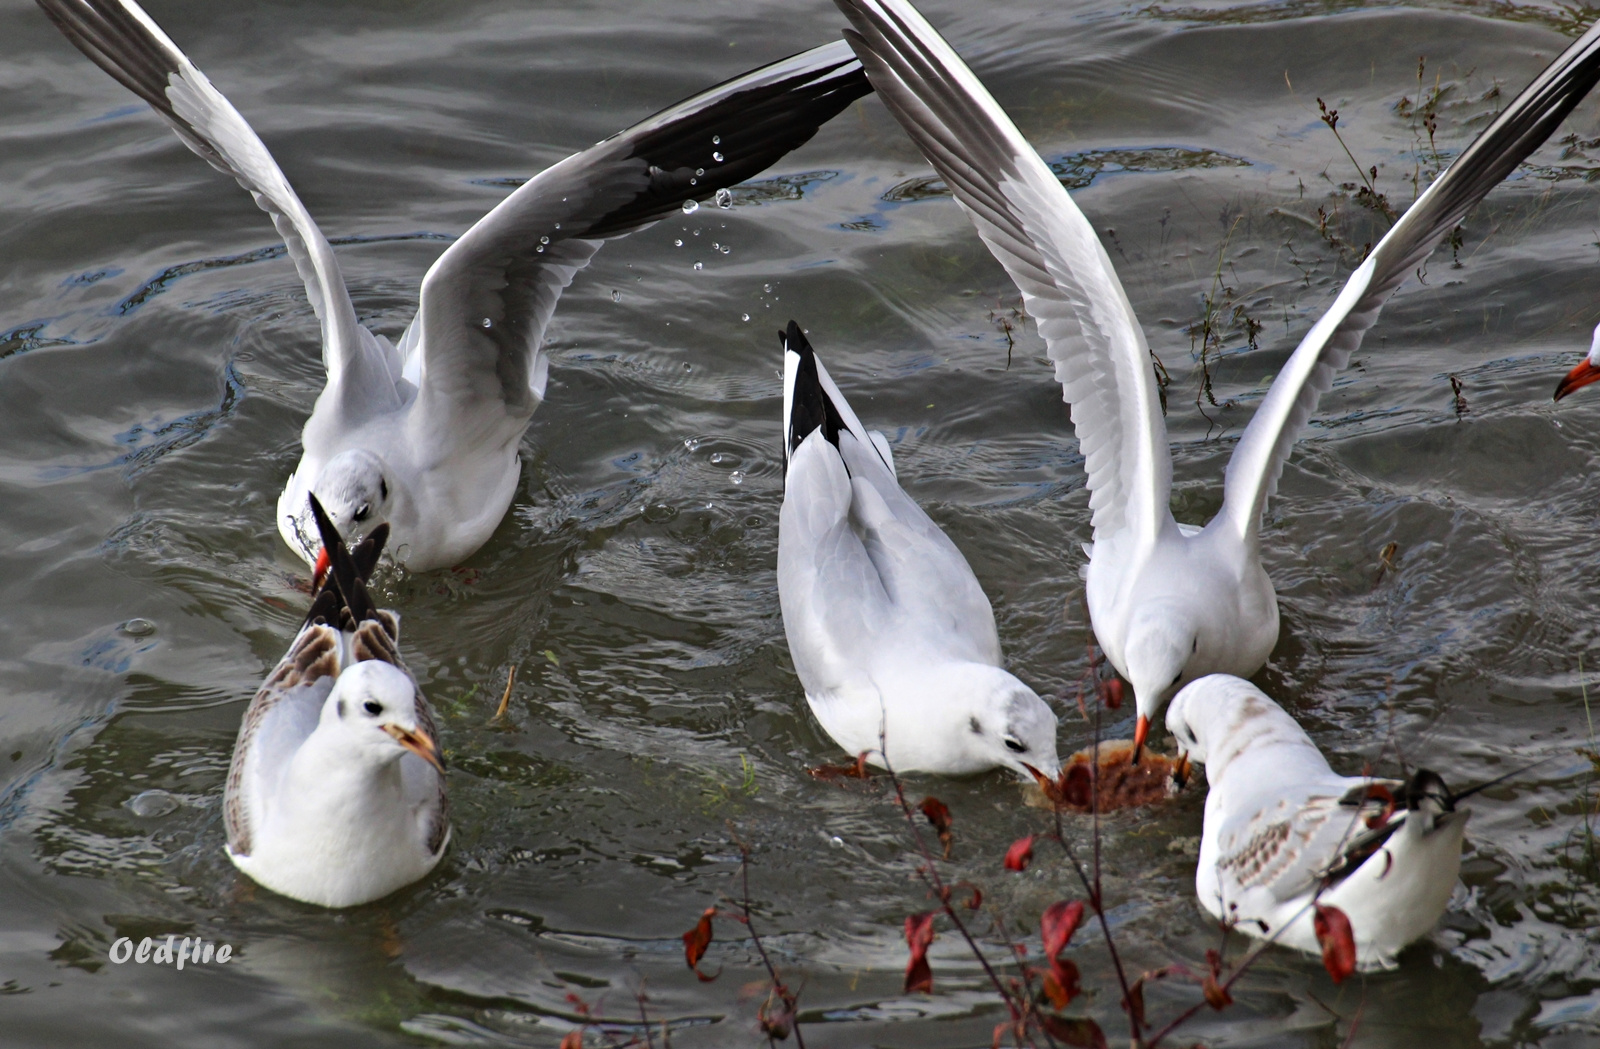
left=363, top=700, right=382, bottom=716
left=1004, top=738, right=1027, bottom=754
left=353, top=503, right=371, bottom=522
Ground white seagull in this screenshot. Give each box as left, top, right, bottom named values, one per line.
left=224, top=496, right=448, bottom=908
left=777, top=321, right=1061, bottom=777
left=1166, top=674, right=1469, bottom=970
left=38, top=0, right=872, bottom=576
left=834, top=0, right=1600, bottom=752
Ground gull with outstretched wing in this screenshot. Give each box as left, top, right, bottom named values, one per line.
left=38, top=0, right=871, bottom=575
left=834, top=0, right=1600, bottom=751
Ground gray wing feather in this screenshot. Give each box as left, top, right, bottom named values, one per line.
left=1220, top=19, right=1600, bottom=543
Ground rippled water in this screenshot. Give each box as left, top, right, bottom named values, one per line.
left=4, top=0, right=1600, bottom=1045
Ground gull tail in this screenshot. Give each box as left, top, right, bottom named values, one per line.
left=306, top=494, right=388, bottom=630
left=779, top=320, right=897, bottom=482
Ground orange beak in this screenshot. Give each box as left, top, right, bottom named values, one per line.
left=383, top=724, right=445, bottom=773
left=1132, top=714, right=1149, bottom=765
left=312, top=547, right=331, bottom=590
left=1555, top=358, right=1600, bottom=401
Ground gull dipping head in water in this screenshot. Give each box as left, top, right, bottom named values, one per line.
left=833, top=0, right=1600, bottom=755
left=776, top=321, right=1060, bottom=778
left=38, top=0, right=873, bottom=576
left=224, top=496, right=448, bottom=908
left=1553, top=322, right=1600, bottom=400
left=1167, top=675, right=1468, bottom=970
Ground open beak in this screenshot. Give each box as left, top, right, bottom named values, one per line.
left=312, top=546, right=331, bottom=590
left=383, top=724, right=445, bottom=773
left=1555, top=358, right=1600, bottom=401
left=1131, top=714, right=1149, bottom=765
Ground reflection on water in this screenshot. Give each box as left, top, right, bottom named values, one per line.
left=2, top=0, right=1600, bottom=1045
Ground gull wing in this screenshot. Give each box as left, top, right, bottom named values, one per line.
left=1219, top=20, right=1600, bottom=545
left=406, top=42, right=871, bottom=463
left=223, top=621, right=341, bottom=858
left=37, top=0, right=403, bottom=425
left=834, top=0, right=1170, bottom=547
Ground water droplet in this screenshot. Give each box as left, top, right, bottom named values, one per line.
left=120, top=618, right=156, bottom=638
left=481, top=317, right=493, bottom=328
left=712, top=151, right=724, bottom=163
left=715, top=188, right=733, bottom=209
left=718, top=244, right=730, bottom=255
left=695, top=168, right=705, bottom=177
left=712, top=242, right=720, bottom=251
left=539, top=235, right=550, bottom=245
left=693, top=229, right=701, bottom=236
left=711, top=134, right=721, bottom=145
left=710, top=452, right=737, bottom=466
left=741, top=313, right=750, bottom=322
left=674, top=238, right=683, bottom=247
left=763, top=283, right=772, bottom=293
left=642, top=502, right=677, bottom=523
left=126, top=789, right=178, bottom=818
left=830, top=835, right=845, bottom=848
left=684, top=437, right=701, bottom=451
left=553, top=222, right=561, bottom=230
left=729, top=470, right=746, bottom=485
left=536, top=244, right=545, bottom=253
left=693, top=261, right=703, bottom=270
left=682, top=199, right=699, bottom=214
left=612, top=290, right=621, bottom=302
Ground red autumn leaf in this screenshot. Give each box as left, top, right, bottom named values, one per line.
left=1314, top=904, right=1357, bottom=984
left=1201, top=971, right=1233, bottom=1010
left=559, top=1030, right=584, bottom=1049
left=904, top=911, right=936, bottom=994
left=919, top=797, right=953, bottom=857
left=1038, top=957, right=1082, bottom=1009
left=955, top=880, right=983, bottom=910
left=565, top=992, right=591, bottom=1016
left=1041, top=900, right=1086, bottom=959
left=1099, top=678, right=1124, bottom=710
left=1003, top=835, right=1035, bottom=872
left=682, top=907, right=719, bottom=981
left=1037, top=1013, right=1108, bottom=1048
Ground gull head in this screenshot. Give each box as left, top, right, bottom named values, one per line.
left=1122, top=605, right=1199, bottom=759
left=321, top=661, right=444, bottom=773
left=305, top=449, right=394, bottom=577
left=927, top=665, right=1060, bottom=780
left=1165, top=674, right=1308, bottom=782
left=1554, top=321, right=1600, bottom=400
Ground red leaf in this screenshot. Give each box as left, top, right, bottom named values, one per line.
left=1003, top=835, right=1035, bottom=872
left=1314, top=904, right=1357, bottom=984
left=919, top=797, right=954, bottom=857
left=904, top=911, right=936, bottom=994
left=1201, top=971, right=1233, bottom=1010
left=559, top=1031, right=584, bottom=1049
left=1041, top=900, right=1086, bottom=959
left=956, top=880, right=983, bottom=910
left=682, top=907, right=719, bottom=980
left=1099, top=678, right=1124, bottom=710
left=565, top=992, right=591, bottom=1016
left=1037, top=1013, right=1108, bottom=1048
left=1038, top=958, right=1082, bottom=1008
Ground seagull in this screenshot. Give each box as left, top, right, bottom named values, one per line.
left=38, top=0, right=872, bottom=576
left=223, top=495, right=448, bottom=908
left=834, top=0, right=1600, bottom=753
left=1552, top=321, right=1600, bottom=399
left=777, top=320, right=1061, bottom=777
left=1166, top=675, right=1468, bottom=970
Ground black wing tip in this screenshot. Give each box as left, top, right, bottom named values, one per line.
left=305, top=494, right=385, bottom=628
left=783, top=319, right=845, bottom=462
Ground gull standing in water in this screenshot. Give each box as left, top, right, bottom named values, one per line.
left=1167, top=675, right=1470, bottom=970
left=38, top=0, right=871, bottom=575
left=224, top=496, right=447, bottom=908
left=777, top=321, right=1061, bottom=777
left=834, top=0, right=1600, bottom=751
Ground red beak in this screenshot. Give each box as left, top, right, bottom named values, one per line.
left=312, top=547, right=331, bottom=590
left=1132, top=714, right=1149, bottom=765
left=1555, top=358, right=1600, bottom=401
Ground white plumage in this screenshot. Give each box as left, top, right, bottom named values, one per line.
left=834, top=0, right=1600, bottom=749
left=39, top=0, right=871, bottom=571
left=777, top=322, right=1060, bottom=778
left=1167, top=675, right=1467, bottom=970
